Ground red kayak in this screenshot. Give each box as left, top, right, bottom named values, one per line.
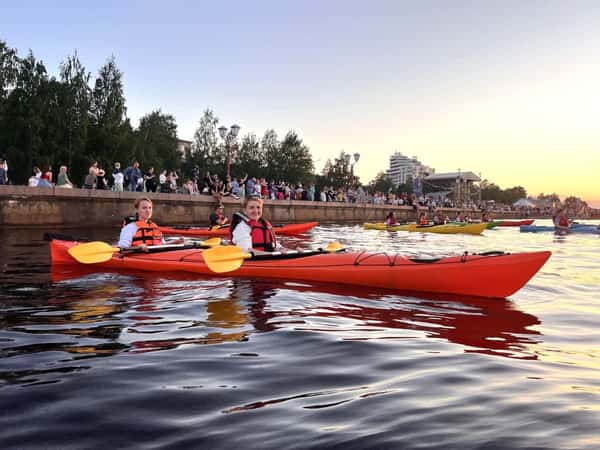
left=159, top=221, right=319, bottom=237
left=497, top=219, right=535, bottom=227
left=50, top=239, right=550, bottom=298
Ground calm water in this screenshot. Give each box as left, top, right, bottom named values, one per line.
left=1, top=221, right=600, bottom=449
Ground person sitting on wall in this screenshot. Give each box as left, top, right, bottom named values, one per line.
left=209, top=204, right=229, bottom=229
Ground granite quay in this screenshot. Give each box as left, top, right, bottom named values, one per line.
left=0, top=185, right=541, bottom=228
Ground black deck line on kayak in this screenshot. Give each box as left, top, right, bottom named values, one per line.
left=112, top=250, right=519, bottom=267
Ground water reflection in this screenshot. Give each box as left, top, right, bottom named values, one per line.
left=1, top=266, right=543, bottom=387
left=244, top=281, right=542, bottom=360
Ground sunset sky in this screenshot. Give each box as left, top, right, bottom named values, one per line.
left=2, top=1, right=599, bottom=206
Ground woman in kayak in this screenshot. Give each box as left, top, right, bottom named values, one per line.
left=417, top=211, right=429, bottom=226
left=384, top=211, right=398, bottom=226
left=230, top=195, right=278, bottom=253
left=209, top=204, right=229, bottom=229
left=432, top=209, right=445, bottom=225
left=118, top=197, right=166, bottom=249
left=553, top=208, right=570, bottom=233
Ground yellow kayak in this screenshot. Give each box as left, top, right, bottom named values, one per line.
left=407, top=223, right=487, bottom=235
left=363, top=222, right=412, bottom=231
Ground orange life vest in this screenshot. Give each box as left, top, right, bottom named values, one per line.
left=230, top=212, right=277, bottom=252
left=419, top=216, right=428, bottom=225
left=131, top=220, right=163, bottom=246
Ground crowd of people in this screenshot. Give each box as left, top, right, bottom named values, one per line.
left=5, top=158, right=598, bottom=220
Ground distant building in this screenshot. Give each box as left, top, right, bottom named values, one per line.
left=424, top=171, right=481, bottom=206
left=177, top=139, right=193, bottom=160
left=387, top=152, right=434, bottom=186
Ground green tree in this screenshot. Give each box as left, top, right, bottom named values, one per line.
left=268, top=131, right=314, bottom=184
left=187, top=108, right=220, bottom=176
left=536, top=192, right=561, bottom=207
left=234, top=132, right=264, bottom=178
left=87, top=56, right=130, bottom=169
left=481, top=182, right=503, bottom=202
left=261, top=129, right=280, bottom=180
left=502, top=186, right=527, bottom=204
left=2, top=50, right=49, bottom=183
left=368, top=171, right=394, bottom=194
left=0, top=40, right=18, bottom=103
left=564, top=195, right=587, bottom=213
left=320, top=150, right=353, bottom=189
left=59, top=51, right=91, bottom=178
left=135, top=109, right=180, bottom=172
left=397, top=176, right=414, bottom=195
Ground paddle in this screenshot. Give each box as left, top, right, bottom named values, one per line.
left=68, top=237, right=222, bottom=264
left=202, top=241, right=344, bottom=274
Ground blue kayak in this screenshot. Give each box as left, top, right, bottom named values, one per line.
left=520, top=224, right=600, bottom=234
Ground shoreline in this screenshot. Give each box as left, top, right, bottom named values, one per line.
left=0, top=185, right=563, bottom=227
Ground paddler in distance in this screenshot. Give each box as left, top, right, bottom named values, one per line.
left=552, top=207, right=570, bottom=233
left=209, top=204, right=229, bottom=229
left=118, top=196, right=173, bottom=249
left=384, top=211, right=398, bottom=226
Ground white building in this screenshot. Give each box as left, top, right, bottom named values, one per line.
left=387, top=152, right=434, bottom=186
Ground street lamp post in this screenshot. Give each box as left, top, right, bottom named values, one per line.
left=344, top=152, right=360, bottom=186
left=218, top=124, right=241, bottom=179
left=352, top=152, right=360, bottom=182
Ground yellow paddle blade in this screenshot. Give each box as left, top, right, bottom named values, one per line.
left=201, top=237, right=221, bottom=247
left=325, top=241, right=343, bottom=253
left=68, top=241, right=120, bottom=264
left=201, top=246, right=252, bottom=273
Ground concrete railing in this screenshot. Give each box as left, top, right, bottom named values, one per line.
left=0, top=185, right=530, bottom=227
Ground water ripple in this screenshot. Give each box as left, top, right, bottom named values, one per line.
left=1, top=222, right=600, bottom=449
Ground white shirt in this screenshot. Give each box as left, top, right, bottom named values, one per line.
left=231, top=221, right=253, bottom=252
left=118, top=222, right=138, bottom=248
left=159, top=173, right=167, bottom=184
left=113, top=172, right=124, bottom=184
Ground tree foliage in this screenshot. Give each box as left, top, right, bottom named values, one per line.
left=319, top=150, right=356, bottom=189
left=368, top=171, right=394, bottom=194
left=0, top=39, right=322, bottom=187
left=271, top=131, right=314, bottom=183
left=481, top=182, right=527, bottom=204
left=87, top=56, right=132, bottom=170
left=135, top=110, right=179, bottom=172
left=234, top=132, right=264, bottom=178
left=59, top=52, right=91, bottom=177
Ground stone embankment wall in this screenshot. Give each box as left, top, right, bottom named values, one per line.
left=0, top=185, right=529, bottom=227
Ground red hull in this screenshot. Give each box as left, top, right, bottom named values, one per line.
left=497, top=219, right=535, bottom=227
left=50, top=240, right=550, bottom=298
